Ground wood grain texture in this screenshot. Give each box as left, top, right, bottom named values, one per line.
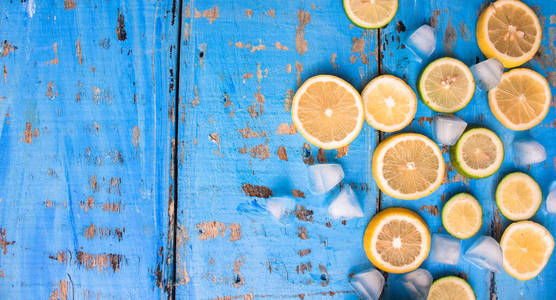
left=0, top=0, right=178, bottom=298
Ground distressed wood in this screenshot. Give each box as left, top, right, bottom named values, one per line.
left=176, top=0, right=378, bottom=298
left=0, top=1, right=177, bottom=298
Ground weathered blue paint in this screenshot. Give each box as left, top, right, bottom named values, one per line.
left=1, top=0, right=554, bottom=299
left=0, top=1, right=177, bottom=299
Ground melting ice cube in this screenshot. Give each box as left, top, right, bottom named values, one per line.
left=236, top=197, right=296, bottom=225
left=429, top=234, right=460, bottom=265
left=463, top=235, right=503, bottom=273
left=406, top=24, right=436, bottom=63
left=327, top=185, right=364, bottom=220
left=265, top=197, right=296, bottom=224
left=513, top=136, right=547, bottom=166
left=432, top=115, right=467, bottom=145
left=470, top=58, right=504, bottom=91
left=307, top=163, right=344, bottom=194
left=401, top=269, right=433, bottom=300
left=350, top=268, right=385, bottom=300
left=546, top=181, right=556, bottom=214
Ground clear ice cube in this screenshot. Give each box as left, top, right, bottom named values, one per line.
left=350, top=268, right=385, bottom=300
left=470, top=58, right=504, bottom=91
left=406, top=25, right=436, bottom=63
left=464, top=236, right=503, bottom=272
left=401, top=269, right=433, bottom=300
left=546, top=181, right=556, bottom=214
left=513, top=136, right=547, bottom=166
left=432, top=115, right=467, bottom=145
left=265, top=197, right=296, bottom=224
left=327, top=185, right=364, bottom=220
left=307, top=163, right=344, bottom=194
left=429, top=234, right=460, bottom=265
left=236, top=197, right=295, bottom=225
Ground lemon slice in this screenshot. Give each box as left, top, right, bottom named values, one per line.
left=343, top=0, right=398, bottom=29
left=363, top=207, right=430, bottom=273
left=450, top=128, right=504, bottom=179
left=362, top=75, right=417, bottom=132
left=489, top=68, right=551, bottom=131
left=476, top=0, right=542, bottom=68
left=501, top=221, right=554, bottom=281
left=496, top=172, right=542, bottom=221
left=442, top=193, right=482, bottom=239
left=291, top=75, right=364, bottom=149
left=418, top=57, right=475, bottom=113
left=427, top=276, right=476, bottom=300
left=372, top=133, right=444, bottom=200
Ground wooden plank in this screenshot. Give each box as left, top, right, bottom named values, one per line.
left=176, top=0, right=378, bottom=298
left=380, top=1, right=556, bottom=299
left=0, top=1, right=178, bottom=298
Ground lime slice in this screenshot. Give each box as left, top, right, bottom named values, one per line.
left=442, top=193, right=482, bottom=239
left=418, top=57, right=475, bottom=113
left=427, top=276, right=476, bottom=300
left=450, top=128, right=504, bottom=178
left=496, top=172, right=542, bottom=221
left=343, top=0, right=398, bottom=29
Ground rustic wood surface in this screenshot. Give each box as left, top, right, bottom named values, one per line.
left=0, top=0, right=554, bottom=299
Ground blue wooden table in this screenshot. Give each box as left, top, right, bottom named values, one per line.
left=0, top=1, right=554, bottom=299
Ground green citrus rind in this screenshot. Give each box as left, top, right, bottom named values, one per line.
left=450, top=128, right=504, bottom=179
left=427, top=276, right=476, bottom=300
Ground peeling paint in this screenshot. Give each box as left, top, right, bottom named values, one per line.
left=197, top=221, right=225, bottom=240
left=229, top=223, right=242, bottom=242
left=76, top=38, right=83, bottom=64
left=294, top=205, right=313, bottom=222
left=116, top=8, right=127, bottom=41
left=47, top=43, right=59, bottom=65
left=330, top=53, right=338, bottom=69
left=296, top=61, right=303, bottom=86
left=195, top=6, right=219, bottom=24
left=298, top=249, right=311, bottom=257
left=298, top=227, right=308, bottom=239
left=232, top=257, right=245, bottom=288
left=336, top=145, right=349, bottom=158
left=191, top=85, right=199, bottom=107
left=76, top=251, right=123, bottom=272
left=49, top=280, right=68, bottom=300
left=245, top=9, right=253, bottom=18
left=248, top=143, right=270, bottom=160
left=430, top=9, right=441, bottom=28
left=237, top=123, right=266, bottom=138
left=242, top=183, right=273, bottom=198
left=417, top=116, right=433, bottom=127
left=46, top=81, right=58, bottom=100
left=132, top=126, right=140, bottom=150
left=420, top=205, right=439, bottom=216
left=292, top=189, right=305, bottom=198
left=275, top=42, right=288, bottom=51
left=351, top=33, right=368, bottom=64
left=283, top=89, right=294, bottom=112
left=295, top=9, right=310, bottom=55
left=276, top=123, right=297, bottom=135
left=443, top=18, right=457, bottom=55
left=277, top=146, right=288, bottom=161
left=317, top=148, right=326, bottom=163
left=209, top=133, right=221, bottom=156
left=23, top=122, right=39, bottom=144
left=64, top=0, right=76, bottom=10
left=1, top=41, right=16, bottom=57
left=0, top=228, right=15, bottom=255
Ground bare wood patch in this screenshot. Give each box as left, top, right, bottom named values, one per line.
left=242, top=183, right=273, bottom=198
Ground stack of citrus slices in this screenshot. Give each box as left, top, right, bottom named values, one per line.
left=289, top=0, right=554, bottom=298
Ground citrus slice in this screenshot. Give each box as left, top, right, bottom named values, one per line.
left=291, top=75, right=364, bottom=149
left=418, top=57, right=475, bottom=113
left=362, top=75, right=417, bottom=132
left=343, top=0, right=398, bottom=29
left=501, top=221, right=554, bottom=281
left=372, top=133, right=444, bottom=200
left=488, top=68, right=551, bottom=131
left=450, top=128, right=504, bottom=179
left=442, top=193, right=482, bottom=239
left=476, top=0, right=542, bottom=68
left=496, top=172, right=542, bottom=221
left=427, top=276, right=476, bottom=300
left=363, top=207, right=430, bottom=273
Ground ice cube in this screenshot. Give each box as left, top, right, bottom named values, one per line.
left=327, top=185, right=364, bottom=220
left=350, top=268, right=385, bottom=300
left=470, top=58, right=504, bottom=91
left=432, top=115, right=467, bottom=145
left=401, top=269, right=433, bottom=300
left=307, top=163, right=344, bottom=194
left=463, top=235, right=504, bottom=273
left=429, top=234, right=460, bottom=265
left=513, top=137, right=546, bottom=166
left=265, top=197, right=296, bottom=224
left=406, top=25, right=436, bottom=63
left=546, top=181, right=556, bottom=214
left=236, top=197, right=296, bottom=225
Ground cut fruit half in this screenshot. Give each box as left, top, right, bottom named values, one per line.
left=292, top=75, right=364, bottom=149
left=501, top=221, right=554, bottom=281
left=450, top=128, right=504, bottom=179
left=343, top=0, right=398, bottom=29
left=476, top=0, right=542, bottom=68
left=427, top=276, right=476, bottom=300
left=489, top=68, right=551, bottom=131
left=496, top=172, right=542, bottom=221
left=363, top=207, right=430, bottom=273
left=442, top=193, right=482, bottom=239
left=418, top=57, right=475, bottom=113
left=362, top=75, right=417, bottom=132
left=372, top=133, right=445, bottom=200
